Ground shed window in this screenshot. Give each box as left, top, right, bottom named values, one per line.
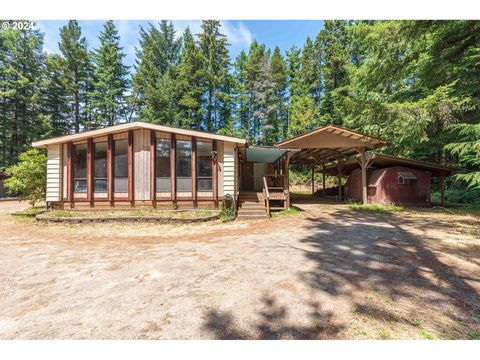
left=94, top=142, right=108, bottom=192
left=155, top=138, right=171, bottom=192
left=197, top=141, right=213, bottom=191
left=74, top=144, right=87, bottom=193
left=114, top=139, right=128, bottom=193
left=176, top=140, right=192, bottom=191
left=398, top=171, right=416, bottom=185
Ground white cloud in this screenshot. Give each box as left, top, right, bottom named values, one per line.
left=220, top=21, right=253, bottom=49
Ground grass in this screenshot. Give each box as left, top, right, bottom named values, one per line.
left=347, top=203, right=404, bottom=213
left=419, top=330, right=436, bottom=340
left=46, top=209, right=218, bottom=219
left=467, top=332, right=480, bottom=340
left=272, top=206, right=301, bottom=217
left=378, top=328, right=391, bottom=340
left=11, top=205, right=46, bottom=217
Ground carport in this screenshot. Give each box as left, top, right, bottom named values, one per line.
left=275, top=125, right=387, bottom=204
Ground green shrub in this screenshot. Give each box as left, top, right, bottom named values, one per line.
left=348, top=203, right=404, bottom=213
left=221, top=194, right=235, bottom=219
left=5, top=149, right=47, bottom=206
left=431, top=187, right=480, bottom=204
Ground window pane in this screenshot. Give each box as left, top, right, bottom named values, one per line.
left=176, top=140, right=192, bottom=178
left=114, top=178, right=128, bottom=193
left=74, top=144, right=87, bottom=179
left=197, top=141, right=212, bottom=191
left=74, top=179, right=87, bottom=193
left=94, top=142, right=107, bottom=179
left=176, top=140, right=192, bottom=192
left=198, top=178, right=212, bottom=191
left=114, top=139, right=128, bottom=178
left=94, top=179, right=108, bottom=192
left=156, top=178, right=171, bottom=192
left=156, top=138, right=171, bottom=178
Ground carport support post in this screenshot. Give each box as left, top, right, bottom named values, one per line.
left=311, top=165, right=315, bottom=195
left=360, top=147, right=368, bottom=204
left=439, top=175, right=445, bottom=206
left=337, top=159, right=343, bottom=200
left=322, top=164, right=326, bottom=196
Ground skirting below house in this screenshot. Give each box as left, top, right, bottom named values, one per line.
left=48, top=200, right=220, bottom=210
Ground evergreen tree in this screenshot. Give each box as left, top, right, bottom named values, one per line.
left=132, top=21, right=182, bottom=123
left=197, top=20, right=233, bottom=132
left=233, top=50, right=249, bottom=138
left=0, top=25, right=46, bottom=168
left=269, top=47, right=288, bottom=142
left=90, top=20, right=130, bottom=127
left=175, top=27, right=206, bottom=129
left=58, top=20, right=92, bottom=133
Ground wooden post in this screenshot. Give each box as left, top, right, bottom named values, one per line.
left=284, top=152, right=291, bottom=208
left=127, top=130, right=134, bottom=204
left=213, top=140, right=218, bottom=204
left=337, top=158, right=343, bottom=200
left=311, top=165, right=315, bottom=195
left=322, top=163, right=326, bottom=197
left=170, top=133, right=176, bottom=202
left=107, top=134, right=114, bottom=205
left=67, top=142, right=73, bottom=204
left=87, top=138, right=94, bottom=206
left=439, top=174, right=445, bottom=206
left=150, top=130, right=156, bottom=205
left=360, top=147, right=368, bottom=204
left=192, top=137, right=197, bottom=204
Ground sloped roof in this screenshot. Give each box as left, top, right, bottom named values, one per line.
left=275, top=125, right=386, bottom=164
left=323, top=153, right=456, bottom=177
left=32, top=121, right=247, bottom=148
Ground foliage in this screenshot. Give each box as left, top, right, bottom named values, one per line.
left=221, top=194, right=235, bottom=219
left=431, top=187, right=480, bottom=204
left=4, top=149, right=47, bottom=205
left=347, top=203, right=404, bottom=213
left=11, top=205, right=46, bottom=217
left=272, top=207, right=300, bottom=217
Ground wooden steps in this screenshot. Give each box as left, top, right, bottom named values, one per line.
left=237, top=192, right=268, bottom=220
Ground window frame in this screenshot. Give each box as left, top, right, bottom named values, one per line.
left=196, top=140, right=213, bottom=192
left=73, top=143, right=87, bottom=194
left=155, top=137, right=172, bottom=193
left=93, top=141, right=108, bottom=193
left=113, top=138, right=129, bottom=196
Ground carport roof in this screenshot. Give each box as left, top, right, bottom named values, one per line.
left=275, top=125, right=387, bottom=165
left=245, top=146, right=286, bottom=163
left=323, top=153, right=456, bottom=177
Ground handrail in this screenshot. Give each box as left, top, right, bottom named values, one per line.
left=262, top=176, right=271, bottom=217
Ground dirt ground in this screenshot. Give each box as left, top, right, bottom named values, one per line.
left=0, top=197, right=479, bottom=340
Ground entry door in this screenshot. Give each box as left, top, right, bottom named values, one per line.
left=241, top=162, right=254, bottom=191
left=253, top=163, right=265, bottom=191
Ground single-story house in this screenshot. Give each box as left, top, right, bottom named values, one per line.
left=32, top=122, right=451, bottom=215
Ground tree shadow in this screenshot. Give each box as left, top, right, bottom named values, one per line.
left=203, top=296, right=343, bottom=340
left=202, top=208, right=479, bottom=339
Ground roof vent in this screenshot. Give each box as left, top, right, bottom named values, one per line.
left=398, top=171, right=417, bottom=180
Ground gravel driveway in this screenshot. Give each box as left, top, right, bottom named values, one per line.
left=0, top=199, right=478, bottom=339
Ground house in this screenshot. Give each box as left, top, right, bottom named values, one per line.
left=34, top=122, right=450, bottom=215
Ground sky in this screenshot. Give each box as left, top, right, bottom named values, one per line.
left=36, top=20, right=324, bottom=68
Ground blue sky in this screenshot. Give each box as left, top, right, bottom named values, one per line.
left=36, top=20, right=324, bottom=68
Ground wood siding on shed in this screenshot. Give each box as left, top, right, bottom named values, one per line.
left=46, top=144, right=62, bottom=202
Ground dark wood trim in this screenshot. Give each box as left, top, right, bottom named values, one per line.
left=212, top=140, right=218, bottom=202
left=150, top=130, right=156, bottom=203
left=87, top=138, right=94, bottom=205
left=107, top=134, right=114, bottom=204
left=128, top=130, right=134, bottom=203
left=170, top=133, right=176, bottom=201
left=192, top=137, right=197, bottom=202
left=67, top=142, right=74, bottom=203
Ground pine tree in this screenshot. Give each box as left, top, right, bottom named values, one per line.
left=0, top=25, right=46, bottom=169
left=285, top=45, right=302, bottom=136
left=90, top=20, right=130, bottom=127
left=197, top=20, right=233, bottom=132
left=233, top=50, right=249, bottom=138
left=175, top=28, right=206, bottom=129
left=133, top=21, right=182, bottom=123
left=269, top=47, right=288, bottom=142
left=58, top=20, right=92, bottom=133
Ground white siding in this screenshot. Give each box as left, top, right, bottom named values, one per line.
left=217, top=141, right=224, bottom=199
left=46, top=144, right=62, bottom=202
left=223, top=142, right=236, bottom=196
left=134, top=129, right=151, bottom=201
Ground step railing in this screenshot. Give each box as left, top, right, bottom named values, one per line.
left=262, top=176, right=271, bottom=217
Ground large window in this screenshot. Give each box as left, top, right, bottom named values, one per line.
left=114, top=139, right=128, bottom=193
left=94, top=142, right=107, bottom=192
left=176, top=140, right=192, bottom=192
left=155, top=138, right=171, bottom=192
left=74, top=143, right=87, bottom=193
left=197, top=141, right=213, bottom=191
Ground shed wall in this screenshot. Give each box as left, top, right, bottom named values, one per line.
left=223, top=142, right=236, bottom=196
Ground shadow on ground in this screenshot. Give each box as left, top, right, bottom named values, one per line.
left=202, top=208, right=480, bottom=339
